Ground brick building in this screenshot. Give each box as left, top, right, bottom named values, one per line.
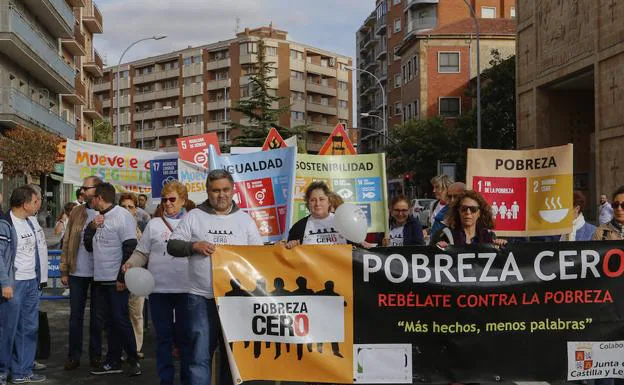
left=356, top=0, right=516, bottom=152
left=516, top=0, right=624, bottom=219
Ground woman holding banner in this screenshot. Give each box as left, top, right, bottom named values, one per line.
left=436, top=190, right=506, bottom=248
left=381, top=195, right=425, bottom=247
left=593, top=185, right=624, bottom=241
left=123, top=181, right=195, bottom=385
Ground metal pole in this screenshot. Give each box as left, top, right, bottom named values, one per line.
left=348, top=67, right=386, bottom=148
left=223, top=86, right=228, bottom=144
left=140, top=117, right=144, bottom=149
left=463, top=0, right=481, bottom=148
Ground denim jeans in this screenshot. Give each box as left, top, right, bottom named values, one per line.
left=150, top=293, right=190, bottom=385
left=187, top=294, right=232, bottom=385
left=68, top=275, right=102, bottom=361
left=94, top=283, right=137, bottom=366
left=0, top=279, right=39, bottom=378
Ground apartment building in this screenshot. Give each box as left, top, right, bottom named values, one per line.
left=356, top=0, right=515, bottom=153
left=95, top=26, right=352, bottom=153
left=0, top=0, right=103, bottom=141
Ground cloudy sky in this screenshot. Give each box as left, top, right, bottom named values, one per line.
left=95, top=0, right=373, bottom=66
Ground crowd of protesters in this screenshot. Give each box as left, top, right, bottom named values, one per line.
left=0, top=170, right=622, bottom=385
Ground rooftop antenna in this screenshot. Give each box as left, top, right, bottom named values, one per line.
left=234, top=17, right=240, bottom=34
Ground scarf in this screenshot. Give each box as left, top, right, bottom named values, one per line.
left=611, top=218, right=624, bottom=238
left=164, top=208, right=186, bottom=220
left=560, top=213, right=586, bottom=241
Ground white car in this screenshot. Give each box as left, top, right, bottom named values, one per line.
left=411, top=198, right=435, bottom=227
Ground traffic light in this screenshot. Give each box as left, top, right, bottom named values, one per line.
left=403, top=172, right=413, bottom=191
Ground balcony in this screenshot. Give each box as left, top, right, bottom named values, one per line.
left=134, top=106, right=179, bottom=121
left=206, top=121, right=227, bottom=132
left=239, top=54, right=258, bottom=65
left=405, top=0, right=439, bottom=11
left=84, top=98, right=103, bottom=120
left=290, top=79, right=305, bottom=92
left=206, top=58, right=231, bottom=71
left=290, top=99, right=305, bottom=112
left=363, top=35, right=377, bottom=49
left=133, top=87, right=179, bottom=103
left=307, top=102, right=337, bottom=116
left=307, top=122, right=335, bottom=134
left=183, top=123, right=203, bottom=137
left=155, top=126, right=182, bottom=138
left=406, top=16, right=437, bottom=34
left=61, top=24, right=86, bottom=56
left=376, top=44, right=388, bottom=61
left=22, top=0, right=74, bottom=38
left=154, top=68, right=180, bottom=81
left=375, top=18, right=387, bottom=36
left=84, top=49, right=104, bottom=77
left=364, top=60, right=378, bottom=72
left=183, top=102, right=204, bottom=116
left=83, top=3, right=103, bottom=34
left=306, top=82, right=337, bottom=97
left=112, top=112, right=131, bottom=126
left=306, top=63, right=336, bottom=78
left=62, top=75, right=86, bottom=105
left=0, top=88, right=75, bottom=138
left=1, top=9, right=75, bottom=93
left=207, top=99, right=231, bottom=111
left=206, top=79, right=231, bottom=90
left=93, top=79, right=110, bottom=92
left=182, top=82, right=203, bottom=97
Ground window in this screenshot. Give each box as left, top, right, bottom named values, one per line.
left=394, top=102, right=402, bottom=116
left=376, top=0, right=387, bottom=20
left=265, top=46, right=277, bottom=56
left=290, top=70, right=304, bottom=80
left=215, top=71, right=228, bottom=80
left=193, top=55, right=201, bottom=63
left=439, top=97, right=460, bottom=117
left=338, top=81, right=349, bottom=91
left=510, top=7, right=516, bottom=18
left=393, top=47, right=401, bottom=61
left=212, top=50, right=229, bottom=61
left=240, top=85, right=252, bottom=98
left=392, top=0, right=400, bottom=5
left=438, top=52, right=460, bottom=73
left=183, top=57, right=192, bottom=66
left=291, top=91, right=304, bottom=101
left=291, top=111, right=305, bottom=121
left=407, top=60, right=413, bottom=82
left=394, top=74, right=401, bottom=88
left=119, top=70, right=129, bottom=79
left=320, top=97, right=329, bottom=106
left=240, top=42, right=258, bottom=55
left=290, top=50, right=303, bottom=60
left=412, top=55, right=419, bottom=74
left=185, top=116, right=193, bottom=125
left=338, top=100, right=348, bottom=109
left=184, top=77, right=192, bottom=86
left=338, top=63, right=348, bottom=71
left=320, top=58, right=329, bottom=67
left=481, top=6, right=496, bottom=18
left=394, top=18, right=401, bottom=33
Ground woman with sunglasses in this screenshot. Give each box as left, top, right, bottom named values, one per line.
left=123, top=181, right=195, bottom=385
left=593, top=185, right=624, bottom=241
left=436, top=190, right=506, bottom=248
left=382, top=195, right=424, bottom=247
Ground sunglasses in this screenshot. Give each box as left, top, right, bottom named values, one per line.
left=162, top=197, right=177, bottom=203
left=460, top=205, right=480, bottom=214
left=121, top=204, right=135, bottom=210
left=80, top=186, right=96, bottom=191
left=612, top=201, right=624, bottom=210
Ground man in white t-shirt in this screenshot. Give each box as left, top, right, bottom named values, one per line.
left=168, top=169, right=263, bottom=385
left=0, top=185, right=46, bottom=383
left=83, top=183, right=140, bottom=377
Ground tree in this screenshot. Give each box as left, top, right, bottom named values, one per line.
left=227, top=39, right=292, bottom=147
left=93, top=119, right=113, bottom=144
left=0, top=126, right=62, bottom=177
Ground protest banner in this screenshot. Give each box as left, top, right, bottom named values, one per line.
left=213, top=241, right=624, bottom=383
left=176, top=133, right=220, bottom=168
left=150, top=155, right=178, bottom=198
left=295, top=153, right=389, bottom=233
left=466, top=144, right=574, bottom=237
left=177, top=159, right=208, bottom=204
left=318, top=124, right=357, bottom=155
left=63, top=139, right=161, bottom=193
left=209, top=146, right=296, bottom=243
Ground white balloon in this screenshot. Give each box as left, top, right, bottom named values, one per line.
left=334, top=203, right=368, bottom=243
left=125, top=267, right=155, bottom=296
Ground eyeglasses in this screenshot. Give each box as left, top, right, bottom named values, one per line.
left=460, top=205, right=480, bottom=214
left=392, top=209, right=409, bottom=213
left=612, top=201, right=624, bottom=210
left=121, top=204, right=135, bottom=210
left=80, top=186, right=96, bottom=191
left=162, top=197, right=177, bottom=203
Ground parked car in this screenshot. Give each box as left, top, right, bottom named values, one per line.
left=411, top=198, right=435, bottom=228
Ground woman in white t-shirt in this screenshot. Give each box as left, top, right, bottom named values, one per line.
left=123, top=181, right=195, bottom=385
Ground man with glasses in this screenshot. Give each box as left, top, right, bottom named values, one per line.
left=84, top=183, right=141, bottom=377
left=0, top=185, right=46, bottom=384
left=60, top=176, right=103, bottom=371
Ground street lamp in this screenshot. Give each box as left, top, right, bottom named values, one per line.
left=116, top=35, right=167, bottom=146
left=345, top=65, right=387, bottom=148
left=462, top=0, right=481, bottom=148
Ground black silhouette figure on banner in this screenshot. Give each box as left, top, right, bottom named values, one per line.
left=250, top=279, right=268, bottom=358
left=292, top=276, right=315, bottom=360
left=270, top=278, right=291, bottom=359
left=225, top=279, right=251, bottom=350
left=315, top=281, right=345, bottom=358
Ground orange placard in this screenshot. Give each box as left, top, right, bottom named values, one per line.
left=318, top=124, right=356, bottom=155
left=261, top=127, right=287, bottom=151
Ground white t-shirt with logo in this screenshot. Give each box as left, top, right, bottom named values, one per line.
left=93, top=205, right=137, bottom=282
left=135, top=216, right=188, bottom=293
left=11, top=212, right=37, bottom=281
left=170, top=208, right=263, bottom=299
left=302, top=214, right=347, bottom=245
left=389, top=225, right=404, bottom=247
left=73, top=208, right=96, bottom=277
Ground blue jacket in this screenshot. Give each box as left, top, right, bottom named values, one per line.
left=383, top=215, right=425, bottom=246
left=575, top=222, right=597, bottom=241
left=429, top=205, right=449, bottom=240
left=0, top=212, right=18, bottom=290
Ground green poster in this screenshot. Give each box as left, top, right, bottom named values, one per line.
left=294, top=153, right=389, bottom=233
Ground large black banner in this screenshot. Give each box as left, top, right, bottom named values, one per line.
left=353, top=241, right=624, bottom=383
